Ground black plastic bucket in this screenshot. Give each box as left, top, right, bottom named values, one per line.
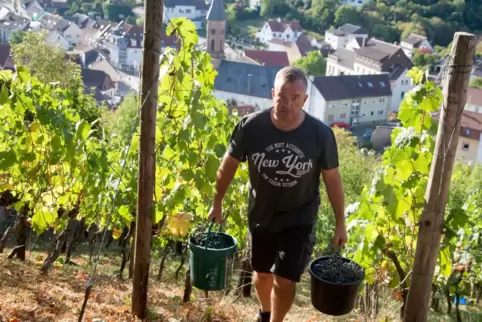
left=308, top=255, right=365, bottom=316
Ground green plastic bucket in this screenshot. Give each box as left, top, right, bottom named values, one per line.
left=189, top=221, right=237, bottom=291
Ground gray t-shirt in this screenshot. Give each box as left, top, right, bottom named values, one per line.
left=228, top=107, right=339, bottom=232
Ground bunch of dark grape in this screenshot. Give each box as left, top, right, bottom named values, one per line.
left=312, top=256, right=364, bottom=284
left=191, top=231, right=233, bottom=249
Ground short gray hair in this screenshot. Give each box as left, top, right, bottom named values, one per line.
left=274, top=66, right=308, bottom=90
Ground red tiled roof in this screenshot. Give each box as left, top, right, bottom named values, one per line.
left=228, top=105, right=255, bottom=116
left=433, top=110, right=482, bottom=139
left=244, top=50, right=289, bottom=67
left=467, top=87, right=482, bottom=107
left=267, top=19, right=302, bottom=33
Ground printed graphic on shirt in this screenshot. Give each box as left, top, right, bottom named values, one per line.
left=251, top=142, right=314, bottom=187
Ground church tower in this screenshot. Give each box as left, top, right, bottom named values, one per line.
left=206, top=0, right=226, bottom=59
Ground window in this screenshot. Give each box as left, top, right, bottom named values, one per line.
left=378, top=110, right=384, bottom=115
left=466, top=129, right=471, bottom=136
left=340, top=113, right=346, bottom=119
left=328, top=114, right=334, bottom=121
left=211, top=39, right=215, bottom=51
left=380, top=98, right=385, bottom=103
left=401, top=91, right=405, bottom=99
left=370, top=111, right=374, bottom=116
left=211, top=29, right=216, bottom=35
left=462, top=143, right=470, bottom=151
left=367, top=82, right=373, bottom=87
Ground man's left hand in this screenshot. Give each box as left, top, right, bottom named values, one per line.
left=333, top=225, right=348, bottom=247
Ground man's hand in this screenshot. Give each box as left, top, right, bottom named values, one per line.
left=333, top=224, right=348, bottom=247
left=208, top=203, right=223, bottom=224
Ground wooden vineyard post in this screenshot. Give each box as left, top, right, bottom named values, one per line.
left=131, top=0, right=163, bottom=318
left=403, top=32, right=477, bottom=322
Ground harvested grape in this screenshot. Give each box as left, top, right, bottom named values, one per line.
left=190, top=231, right=235, bottom=249
left=311, top=256, right=364, bottom=284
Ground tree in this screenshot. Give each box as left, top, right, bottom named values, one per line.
left=293, top=51, right=326, bottom=76
left=260, top=0, right=284, bottom=16
left=470, top=77, right=482, bottom=89
left=334, top=5, right=359, bottom=27
left=11, top=31, right=79, bottom=88
left=9, top=30, right=26, bottom=45
left=11, top=30, right=101, bottom=129
left=102, top=94, right=139, bottom=142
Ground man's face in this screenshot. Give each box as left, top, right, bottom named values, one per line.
left=271, top=79, right=308, bottom=122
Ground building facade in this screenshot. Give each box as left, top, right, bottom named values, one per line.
left=163, top=0, right=209, bottom=30
left=400, top=33, right=433, bottom=59
left=326, top=38, right=414, bottom=112
left=305, top=74, right=392, bottom=126
left=256, top=18, right=302, bottom=44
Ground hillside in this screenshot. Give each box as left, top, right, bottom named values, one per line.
left=259, top=0, right=482, bottom=46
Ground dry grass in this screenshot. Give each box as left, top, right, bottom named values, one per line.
left=0, top=247, right=471, bottom=322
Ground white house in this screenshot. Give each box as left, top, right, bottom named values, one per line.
left=339, top=0, right=370, bottom=9
left=326, top=38, right=414, bottom=112
left=163, top=0, right=209, bottom=30
left=256, top=18, right=302, bottom=45
left=305, top=74, right=392, bottom=126
left=99, top=22, right=144, bottom=72
left=400, top=33, right=433, bottom=59
left=45, top=29, right=70, bottom=50
left=0, top=10, right=30, bottom=44
left=465, top=88, right=482, bottom=113
left=324, top=23, right=368, bottom=50
left=213, top=60, right=282, bottom=111
left=39, top=13, right=82, bottom=46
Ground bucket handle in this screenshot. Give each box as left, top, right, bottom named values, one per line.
left=205, top=218, right=216, bottom=250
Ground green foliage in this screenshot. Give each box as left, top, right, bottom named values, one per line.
left=293, top=51, right=326, bottom=76
left=11, top=31, right=79, bottom=88
left=334, top=5, right=359, bottom=27
left=345, top=67, right=442, bottom=298
left=102, top=94, right=139, bottom=143
left=104, top=3, right=135, bottom=22
left=262, top=0, right=482, bottom=46
left=470, top=78, right=482, bottom=90
left=11, top=30, right=102, bottom=133
left=9, top=30, right=26, bottom=45
left=315, top=128, right=378, bottom=254
left=0, top=18, right=250, bottom=251
left=412, top=50, right=440, bottom=69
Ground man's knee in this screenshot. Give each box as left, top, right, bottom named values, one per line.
left=273, top=274, right=295, bottom=290
left=254, top=271, right=273, bottom=281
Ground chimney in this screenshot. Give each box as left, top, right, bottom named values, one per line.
left=362, top=37, right=366, bottom=47
left=247, top=74, right=253, bottom=94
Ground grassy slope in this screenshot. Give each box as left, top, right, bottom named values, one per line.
left=0, top=247, right=479, bottom=322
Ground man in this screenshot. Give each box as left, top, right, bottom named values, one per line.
left=208, top=66, right=347, bottom=322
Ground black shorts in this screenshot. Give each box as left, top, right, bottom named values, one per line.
left=249, top=224, right=316, bottom=283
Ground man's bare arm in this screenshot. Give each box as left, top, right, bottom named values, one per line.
left=321, top=167, right=345, bottom=228
left=213, top=152, right=241, bottom=206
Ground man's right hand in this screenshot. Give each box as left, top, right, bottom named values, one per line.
left=208, top=203, right=223, bottom=224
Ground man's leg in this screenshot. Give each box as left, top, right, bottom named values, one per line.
left=271, top=275, right=296, bottom=322
left=249, top=228, right=277, bottom=321
left=254, top=271, right=274, bottom=312
left=271, top=224, right=316, bottom=322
